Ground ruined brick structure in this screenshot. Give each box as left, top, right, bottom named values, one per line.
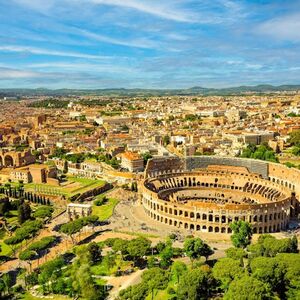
left=0, top=149, right=35, bottom=168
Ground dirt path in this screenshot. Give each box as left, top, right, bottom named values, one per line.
left=107, top=269, right=144, bottom=300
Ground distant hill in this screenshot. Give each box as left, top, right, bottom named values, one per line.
left=1, top=84, right=300, bottom=97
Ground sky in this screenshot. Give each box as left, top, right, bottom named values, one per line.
left=0, top=0, right=300, bottom=89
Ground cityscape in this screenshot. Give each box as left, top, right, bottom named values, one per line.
left=0, top=1, right=300, bottom=300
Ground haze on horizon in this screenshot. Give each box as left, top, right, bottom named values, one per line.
left=0, top=0, right=300, bottom=89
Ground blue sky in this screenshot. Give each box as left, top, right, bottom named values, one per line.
left=0, top=0, right=300, bottom=89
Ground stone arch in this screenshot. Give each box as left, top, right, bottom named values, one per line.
left=221, top=227, right=226, bottom=233
left=208, top=226, right=213, bottom=232
left=4, top=155, right=14, bottom=167
left=215, top=227, right=220, bottom=233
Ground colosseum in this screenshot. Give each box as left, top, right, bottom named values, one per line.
left=141, top=156, right=300, bottom=234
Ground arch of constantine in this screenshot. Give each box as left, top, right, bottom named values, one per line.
left=141, top=156, right=300, bottom=234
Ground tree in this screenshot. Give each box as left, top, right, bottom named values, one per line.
left=119, top=282, right=148, bottom=300
left=23, top=202, right=31, bottom=220
left=142, top=152, right=153, bottom=165
left=0, top=194, right=10, bottom=216
left=230, top=221, right=252, bottom=248
left=171, top=261, right=187, bottom=284
left=177, top=268, right=212, bottom=300
left=63, top=160, right=68, bottom=174
left=2, top=272, right=13, bottom=296
left=224, top=276, right=273, bottom=300
left=289, top=130, right=300, bottom=146
left=225, top=247, right=246, bottom=265
left=0, top=278, right=5, bottom=297
left=250, top=257, right=286, bottom=298
left=87, top=242, right=101, bottom=264
left=160, top=245, right=173, bottom=268
left=248, top=234, right=298, bottom=257
left=112, top=238, right=128, bottom=258
left=162, top=135, right=170, bottom=146
left=127, top=237, right=151, bottom=264
left=142, top=267, right=168, bottom=300
left=201, top=243, right=214, bottom=261
left=183, top=237, right=213, bottom=265
left=212, top=258, right=244, bottom=290
left=19, top=250, right=36, bottom=261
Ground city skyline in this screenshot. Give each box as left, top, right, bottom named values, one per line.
left=1, top=0, right=300, bottom=88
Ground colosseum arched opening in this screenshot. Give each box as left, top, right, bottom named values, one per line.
left=4, top=155, right=14, bottom=167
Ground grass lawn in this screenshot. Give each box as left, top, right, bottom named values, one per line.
left=21, top=176, right=106, bottom=197
left=0, top=240, right=12, bottom=256
left=91, top=254, right=132, bottom=276
left=92, top=197, right=119, bottom=221
left=22, top=292, right=71, bottom=300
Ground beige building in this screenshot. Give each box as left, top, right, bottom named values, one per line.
left=10, top=164, right=58, bottom=184
left=119, top=151, right=144, bottom=173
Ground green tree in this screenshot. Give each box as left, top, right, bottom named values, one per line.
left=177, top=268, right=212, bottom=300
left=162, top=135, right=170, bottom=146
left=171, top=261, right=187, bottom=284
left=184, top=237, right=213, bottom=266
left=71, top=247, right=105, bottom=300
left=224, top=276, right=273, bottom=300
left=225, top=247, right=246, bottom=265
left=212, top=257, right=244, bottom=290
left=160, top=244, right=173, bottom=268
left=248, top=234, right=298, bottom=257
left=2, top=272, right=13, bottom=296
left=87, top=242, right=102, bottom=264
left=230, top=221, right=252, bottom=248
left=142, top=267, right=168, bottom=300
left=18, top=202, right=31, bottom=224
left=112, top=238, right=128, bottom=258
left=289, top=130, right=300, bottom=146
left=250, top=256, right=286, bottom=298
left=119, top=282, right=148, bottom=300
left=127, top=237, right=151, bottom=265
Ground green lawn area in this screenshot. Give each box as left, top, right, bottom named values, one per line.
left=21, top=176, right=106, bottom=197
left=21, top=292, right=71, bottom=300
left=92, top=197, right=119, bottom=221
left=91, top=254, right=132, bottom=276
left=0, top=240, right=12, bottom=256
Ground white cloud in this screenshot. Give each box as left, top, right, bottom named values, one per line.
left=0, top=67, right=40, bottom=79
left=86, top=0, right=196, bottom=23
left=75, top=28, right=158, bottom=49
left=0, top=45, right=110, bottom=60
left=258, top=13, right=300, bottom=42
